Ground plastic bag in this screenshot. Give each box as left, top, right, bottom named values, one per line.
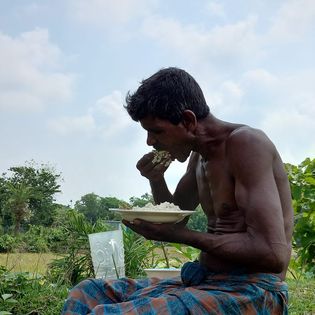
left=88, top=226, right=125, bottom=279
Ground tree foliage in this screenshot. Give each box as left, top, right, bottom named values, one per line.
left=74, top=193, right=127, bottom=223
left=187, top=205, right=207, bottom=232
left=5, top=182, right=38, bottom=234
left=0, top=161, right=62, bottom=231
left=285, top=158, right=315, bottom=274
left=129, top=193, right=153, bottom=207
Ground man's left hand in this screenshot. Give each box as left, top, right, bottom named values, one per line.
left=122, top=219, right=185, bottom=242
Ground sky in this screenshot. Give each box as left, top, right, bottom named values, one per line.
left=0, top=0, right=314, bottom=205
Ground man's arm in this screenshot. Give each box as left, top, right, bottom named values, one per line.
left=127, top=129, right=288, bottom=273
left=137, top=151, right=200, bottom=210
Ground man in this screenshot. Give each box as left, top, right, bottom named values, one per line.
left=62, top=67, right=293, bottom=314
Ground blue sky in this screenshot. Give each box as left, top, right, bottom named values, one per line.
left=0, top=0, right=314, bottom=205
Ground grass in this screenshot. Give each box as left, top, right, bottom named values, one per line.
left=287, top=278, right=315, bottom=314
left=0, top=253, right=315, bottom=314
left=0, top=252, right=61, bottom=275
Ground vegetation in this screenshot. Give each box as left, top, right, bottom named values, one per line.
left=0, top=266, right=68, bottom=315
left=0, top=161, right=61, bottom=233
left=74, top=193, right=127, bottom=224
left=285, top=158, right=315, bottom=276
left=0, top=158, right=314, bottom=314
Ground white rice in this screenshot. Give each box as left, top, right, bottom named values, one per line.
left=132, top=202, right=181, bottom=212
left=152, top=150, right=172, bottom=167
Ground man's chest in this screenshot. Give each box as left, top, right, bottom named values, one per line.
left=195, top=157, right=236, bottom=217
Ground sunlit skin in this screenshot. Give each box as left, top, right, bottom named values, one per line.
left=123, top=110, right=294, bottom=281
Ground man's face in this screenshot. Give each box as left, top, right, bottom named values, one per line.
left=140, top=116, right=192, bottom=162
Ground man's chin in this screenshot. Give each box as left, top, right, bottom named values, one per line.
left=176, top=155, right=189, bottom=163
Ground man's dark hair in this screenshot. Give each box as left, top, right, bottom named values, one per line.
left=125, top=67, right=210, bottom=124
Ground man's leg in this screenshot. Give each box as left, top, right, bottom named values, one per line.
left=62, top=277, right=156, bottom=314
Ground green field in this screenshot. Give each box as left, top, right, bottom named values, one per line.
left=0, top=252, right=61, bottom=275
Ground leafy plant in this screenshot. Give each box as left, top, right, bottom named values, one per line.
left=47, top=210, right=111, bottom=286
left=150, top=242, right=182, bottom=269
left=0, top=294, right=17, bottom=315
left=170, top=243, right=201, bottom=262
left=0, top=266, right=68, bottom=314
left=285, top=158, right=315, bottom=275
left=187, top=205, right=207, bottom=232
left=123, top=227, right=154, bottom=278
left=0, top=235, right=17, bottom=254
left=19, top=225, right=49, bottom=252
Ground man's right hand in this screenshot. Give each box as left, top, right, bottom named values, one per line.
left=136, top=152, right=170, bottom=182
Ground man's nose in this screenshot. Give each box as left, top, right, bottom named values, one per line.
left=147, top=133, right=156, bottom=146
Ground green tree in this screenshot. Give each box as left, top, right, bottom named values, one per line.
left=75, top=194, right=128, bottom=223
left=8, top=162, right=61, bottom=226
left=5, top=182, right=38, bottom=234
left=0, top=176, right=10, bottom=232
left=0, top=161, right=62, bottom=230
left=285, top=158, right=315, bottom=274
left=129, top=193, right=154, bottom=207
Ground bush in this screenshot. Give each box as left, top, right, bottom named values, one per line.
left=0, top=235, right=18, bottom=253
left=19, top=225, right=48, bottom=253
left=46, top=226, right=69, bottom=253
left=285, top=158, right=315, bottom=276
left=47, top=210, right=111, bottom=286
left=0, top=266, right=68, bottom=315
left=123, top=227, right=154, bottom=278
left=187, top=206, right=207, bottom=232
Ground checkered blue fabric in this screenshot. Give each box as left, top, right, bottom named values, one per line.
left=62, top=269, right=288, bottom=315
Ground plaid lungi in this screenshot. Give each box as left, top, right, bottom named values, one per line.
left=62, top=270, right=288, bottom=314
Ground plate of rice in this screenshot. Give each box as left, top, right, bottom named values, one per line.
left=110, top=202, right=194, bottom=224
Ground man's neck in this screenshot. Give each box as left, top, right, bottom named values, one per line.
left=192, top=114, right=240, bottom=160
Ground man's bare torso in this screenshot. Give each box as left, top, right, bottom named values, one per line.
left=192, top=126, right=293, bottom=280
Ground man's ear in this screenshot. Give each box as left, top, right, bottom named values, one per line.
left=182, top=110, right=197, bottom=132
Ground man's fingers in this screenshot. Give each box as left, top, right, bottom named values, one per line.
left=136, top=152, right=155, bottom=169
left=138, top=161, right=167, bottom=180
left=140, top=162, right=156, bottom=174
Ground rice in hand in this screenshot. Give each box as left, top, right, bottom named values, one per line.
left=152, top=150, right=172, bottom=167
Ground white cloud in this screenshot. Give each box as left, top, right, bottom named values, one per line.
left=214, top=68, right=315, bottom=163
left=0, top=29, right=74, bottom=112
left=261, top=106, right=315, bottom=164
left=90, top=90, right=132, bottom=138
left=205, top=79, right=244, bottom=117
left=49, top=90, right=132, bottom=138
left=48, top=115, right=96, bottom=135
left=205, top=1, right=226, bottom=19
left=242, top=69, right=278, bottom=87
left=268, top=0, right=315, bottom=42
left=142, top=15, right=260, bottom=67
left=202, top=65, right=315, bottom=164
left=69, top=0, right=157, bottom=29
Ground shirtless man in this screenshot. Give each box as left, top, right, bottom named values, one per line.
left=124, top=67, right=293, bottom=282
left=62, top=67, right=293, bottom=314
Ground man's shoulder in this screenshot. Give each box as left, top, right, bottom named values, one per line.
left=226, top=126, right=276, bottom=164
left=227, top=126, right=274, bottom=150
